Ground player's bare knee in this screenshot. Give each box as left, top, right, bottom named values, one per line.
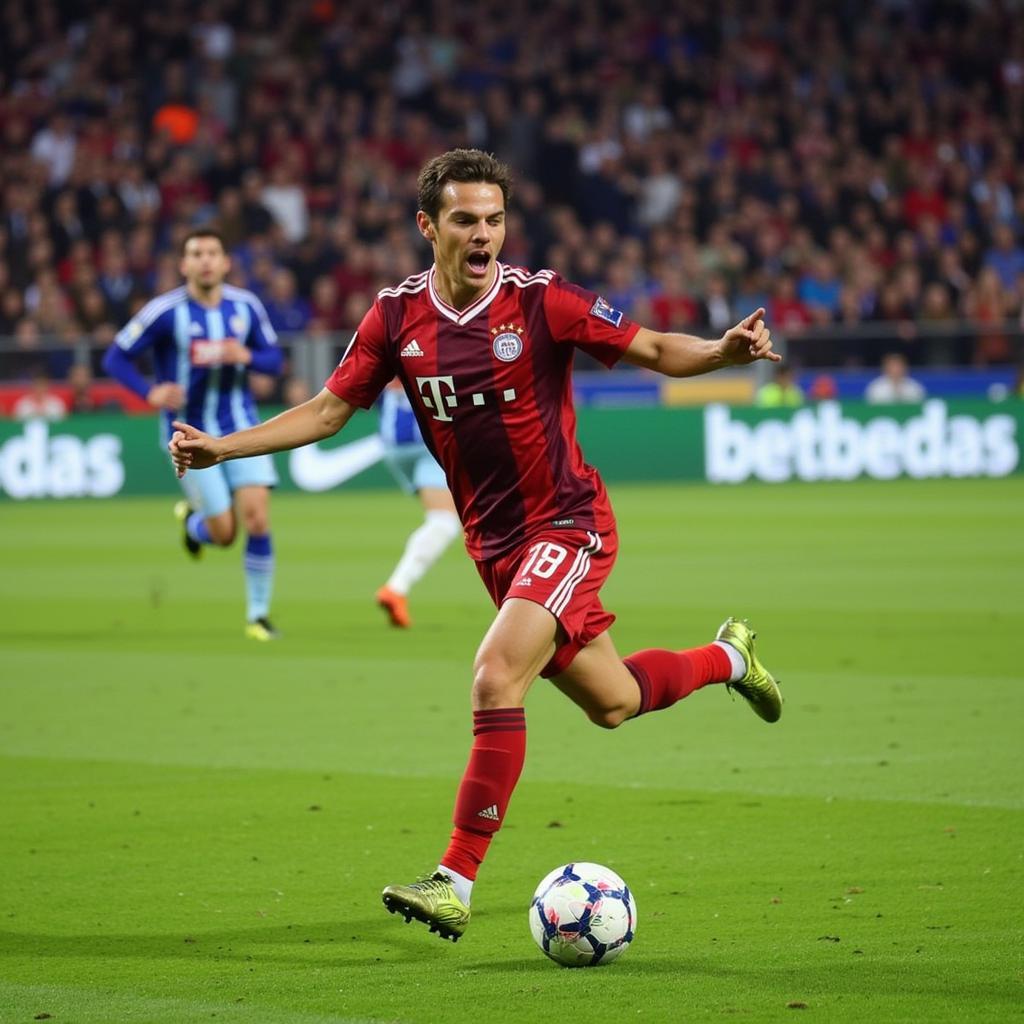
left=245, top=516, right=269, bottom=536
left=587, top=704, right=630, bottom=730
left=471, top=658, right=522, bottom=709
left=207, top=522, right=236, bottom=546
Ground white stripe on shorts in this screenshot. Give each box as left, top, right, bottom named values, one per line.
left=545, top=531, right=602, bottom=618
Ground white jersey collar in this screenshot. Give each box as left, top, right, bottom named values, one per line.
left=427, top=263, right=503, bottom=325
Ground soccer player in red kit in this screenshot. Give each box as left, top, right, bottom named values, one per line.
left=169, top=149, right=783, bottom=942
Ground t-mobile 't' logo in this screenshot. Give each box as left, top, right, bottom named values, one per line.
left=416, top=375, right=518, bottom=422
left=416, top=375, right=457, bottom=422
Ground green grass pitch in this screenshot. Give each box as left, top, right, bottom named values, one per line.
left=1, top=477, right=1022, bottom=1023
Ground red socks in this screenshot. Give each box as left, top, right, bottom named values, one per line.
left=439, top=647, right=729, bottom=879
left=441, top=707, right=526, bottom=880
left=624, top=644, right=732, bottom=716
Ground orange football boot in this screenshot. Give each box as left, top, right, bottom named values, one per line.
left=376, top=585, right=411, bottom=628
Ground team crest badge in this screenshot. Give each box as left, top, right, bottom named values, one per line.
left=229, top=315, right=246, bottom=336
left=491, top=323, right=525, bottom=361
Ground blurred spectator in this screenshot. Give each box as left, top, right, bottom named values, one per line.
left=49, top=191, right=86, bottom=263
left=98, top=248, right=138, bottom=323
left=261, top=163, right=308, bottom=244
left=701, top=274, right=733, bottom=334
left=310, top=274, right=344, bottom=331
left=983, top=224, right=1024, bottom=290
left=68, top=363, right=99, bottom=413
left=152, top=64, right=200, bottom=146
left=865, top=353, right=926, bottom=404
left=193, top=4, right=235, bottom=60
left=159, top=152, right=211, bottom=223
left=965, top=267, right=1013, bottom=365
left=798, top=254, right=842, bottom=322
left=333, top=242, right=376, bottom=306
left=756, top=366, right=804, bottom=408
left=769, top=274, right=812, bottom=333
left=30, top=112, right=77, bottom=187
left=623, top=85, right=672, bottom=143
left=239, top=171, right=275, bottom=235
left=13, top=369, right=68, bottom=420
left=117, top=164, right=161, bottom=221
left=808, top=373, right=839, bottom=401
left=649, top=267, right=699, bottom=333
left=902, top=166, right=947, bottom=231
left=263, top=268, right=310, bottom=333
left=636, top=156, right=683, bottom=228
left=0, top=286, right=25, bottom=334
left=197, top=61, right=238, bottom=131
left=8, top=318, right=45, bottom=377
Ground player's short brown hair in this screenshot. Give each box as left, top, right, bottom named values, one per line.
left=181, top=227, right=227, bottom=254
left=417, top=149, right=513, bottom=221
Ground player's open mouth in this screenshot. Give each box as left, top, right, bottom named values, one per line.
left=466, top=251, right=490, bottom=277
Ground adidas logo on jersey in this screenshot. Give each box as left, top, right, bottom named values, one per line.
left=515, top=577, right=533, bottom=586
left=400, top=339, right=424, bottom=357
left=477, top=804, right=500, bottom=821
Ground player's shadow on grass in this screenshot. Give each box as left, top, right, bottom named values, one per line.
left=432, top=955, right=1024, bottom=1006
left=0, top=917, right=462, bottom=967
left=3, top=927, right=1022, bottom=1006
left=458, top=957, right=711, bottom=976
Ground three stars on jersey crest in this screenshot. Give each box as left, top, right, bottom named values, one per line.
left=490, top=323, right=525, bottom=336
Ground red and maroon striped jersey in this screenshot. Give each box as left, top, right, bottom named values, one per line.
left=325, top=263, right=640, bottom=559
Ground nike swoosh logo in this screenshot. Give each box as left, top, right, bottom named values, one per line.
left=288, top=434, right=386, bottom=492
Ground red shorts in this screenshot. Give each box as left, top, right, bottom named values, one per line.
left=475, top=528, right=618, bottom=678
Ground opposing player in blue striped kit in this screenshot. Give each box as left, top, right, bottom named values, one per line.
left=374, top=382, right=462, bottom=628
left=103, top=228, right=284, bottom=640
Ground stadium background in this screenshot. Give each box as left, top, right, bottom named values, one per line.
left=2, top=0, right=1024, bottom=426
left=1, top=4, right=1022, bottom=1023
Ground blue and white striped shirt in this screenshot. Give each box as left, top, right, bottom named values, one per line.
left=105, top=285, right=283, bottom=440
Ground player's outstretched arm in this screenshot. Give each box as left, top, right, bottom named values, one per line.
left=169, top=387, right=356, bottom=477
left=622, top=307, right=781, bottom=378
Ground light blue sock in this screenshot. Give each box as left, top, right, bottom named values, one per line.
left=186, top=512, right=212, bottom=544
left=244, top=534, right=274, bottom=621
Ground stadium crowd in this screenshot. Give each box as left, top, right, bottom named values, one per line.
left=3, top=0, right=1024, bottom=391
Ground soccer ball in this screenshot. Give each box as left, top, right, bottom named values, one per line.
left=529, top=862, right=637, bottom=967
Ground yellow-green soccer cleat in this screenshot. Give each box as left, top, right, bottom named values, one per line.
left=382, top=872, right=471, bottom=942
left=245, top=617, right=281, bottom=642
left=716, top=617, right=783, bottom=723
left=173, top=500, right=202, bottom=560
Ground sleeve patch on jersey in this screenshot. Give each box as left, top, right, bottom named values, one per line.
left=116, top=319, right=143, bottom=349
left=590, top=296, right=624, bottom=328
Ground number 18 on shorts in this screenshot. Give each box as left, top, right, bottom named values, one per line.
left=476, top=528, right=618, bottom=677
